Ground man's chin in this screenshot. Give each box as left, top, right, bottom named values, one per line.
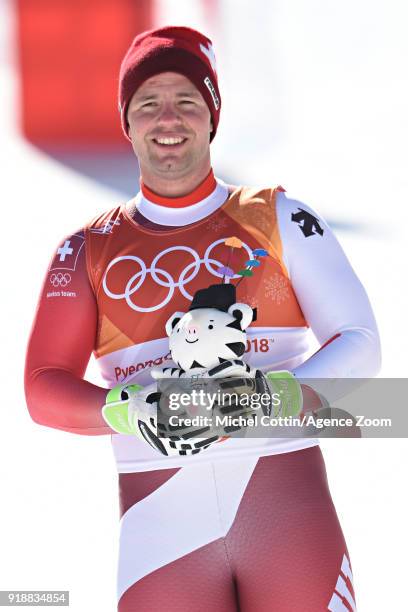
left=150, top=158, right=192, bottom=176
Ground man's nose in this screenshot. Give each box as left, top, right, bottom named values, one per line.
left=157, top=102, right=180, bottom=123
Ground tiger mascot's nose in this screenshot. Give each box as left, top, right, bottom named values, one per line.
left=186, top=324, right=199, bottom=337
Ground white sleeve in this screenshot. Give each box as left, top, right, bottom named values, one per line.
left=275, top=190, right=381, bottom=387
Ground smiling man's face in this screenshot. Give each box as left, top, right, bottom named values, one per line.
left=127, top=72, right=213, bottom=195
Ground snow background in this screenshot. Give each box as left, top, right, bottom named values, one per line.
left=0, top=0, right=407, bottom=609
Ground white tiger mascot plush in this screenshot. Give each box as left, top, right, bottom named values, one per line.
left=103, top=284, right=284, bottom=457
left=156, top=282, right=255, bottom=372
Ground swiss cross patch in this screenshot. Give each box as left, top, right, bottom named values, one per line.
left=49, top=233, right=85, bottom=272
left=199, top=42, right=217, bottom=73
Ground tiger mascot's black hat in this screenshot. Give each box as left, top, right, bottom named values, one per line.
left=189, top=284, right=257, bottom=321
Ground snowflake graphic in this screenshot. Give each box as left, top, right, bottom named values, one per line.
left=205, top=216, right=228, bottom=232
left=264, top=273, right=290, bottom=304
left=240, top=292, right=260, bottom=309
left=241, top=206, right=272, bottom=234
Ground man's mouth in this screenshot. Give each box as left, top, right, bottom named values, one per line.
left=152, top=137, right=188, bottom=147
left=186, top=338, right=199, bottom=344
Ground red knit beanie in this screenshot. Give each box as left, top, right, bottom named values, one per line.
left=118, top=26, right=221, bottom=142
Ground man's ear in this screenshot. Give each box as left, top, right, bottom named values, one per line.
left=126, top=120, right=132, bottom=140
left=208, top=120, right=213, bottom=143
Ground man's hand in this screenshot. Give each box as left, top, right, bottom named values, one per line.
left=101, top=359, right=260, bottom=456
left=102, top=365, right=307, bottom=455
left=101, top=382, right=222, bottom=456
left=264, top=370, right=304, bottom=417
left=102, top=383, right=144, bottom=435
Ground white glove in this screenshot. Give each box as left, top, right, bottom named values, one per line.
left=102, top=361, right=288, bottom=456
left=102, top=382, right=222, bottom=457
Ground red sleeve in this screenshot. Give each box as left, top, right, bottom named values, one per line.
left=24, top=231, right=116, bottom=435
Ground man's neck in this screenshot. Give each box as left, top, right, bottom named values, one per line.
left=131, top=170, right=230, bottom=227
left=140, top=159, right=212, bottom=199
left=140, top=168, right=216, bottom=208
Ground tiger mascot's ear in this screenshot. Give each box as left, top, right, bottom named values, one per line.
left=227, top=302, right=254, bottom=331
left=165, top=312, right=185, bottom=337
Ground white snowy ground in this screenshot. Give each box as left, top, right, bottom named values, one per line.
left=0, top=1, right=407, bottom=610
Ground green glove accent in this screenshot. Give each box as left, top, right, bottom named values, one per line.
left=265, top=371, right=303, bottom=417
left=102, top=384, right=143, bottom=434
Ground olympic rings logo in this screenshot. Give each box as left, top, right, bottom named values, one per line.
left=50, top=273, right=71, bottom=287
left=102, top=240, right=253, bottom=312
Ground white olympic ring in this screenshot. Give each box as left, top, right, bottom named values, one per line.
left=102, top=240, right=253, bottom=312
left=50, top=273, right=71, bottom=287
left=204, top=238, right=252, bottom=277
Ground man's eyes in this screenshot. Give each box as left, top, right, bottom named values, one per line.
left=139, top=99, right=195, bottom=109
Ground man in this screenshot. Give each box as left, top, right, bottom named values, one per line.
left=25, top=26, right=380, bottom=611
